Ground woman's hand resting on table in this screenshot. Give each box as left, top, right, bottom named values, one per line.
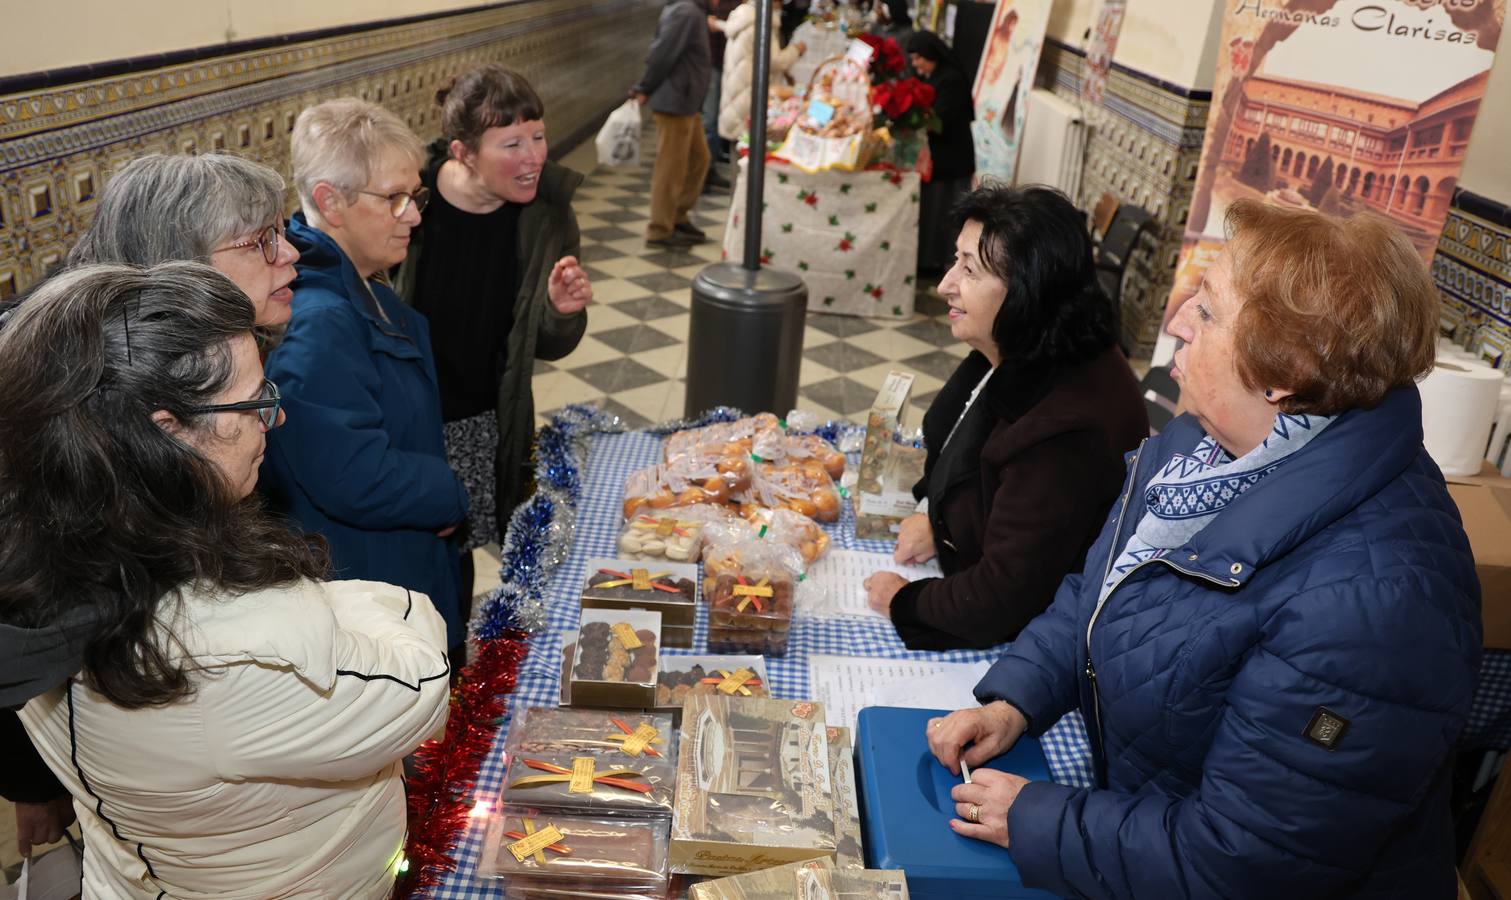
left=863, top=571, right=907, bottom=616
left=893, top=512, right=936, bottom=564
left=928, top=701, right=1032, bottom=848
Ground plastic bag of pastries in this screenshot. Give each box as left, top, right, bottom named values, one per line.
left=782, top=433, right=846, bottom=480
left=621, top=455, right=752, bottom=520
left=663, top=413, right=785, bottom=466
left=742, top=506, right=831, bottom=565
left=740, top=460, right=842, bottom=523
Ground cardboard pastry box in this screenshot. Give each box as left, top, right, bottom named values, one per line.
left=1444, top=462, right=1511, bottom=650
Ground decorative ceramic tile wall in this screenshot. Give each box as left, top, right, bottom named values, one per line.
left=1040, top=40, right=1211, bottom=358
left=0, top=0, right=660, bottom=298
left=1435, top=189, right=1511, bottom=371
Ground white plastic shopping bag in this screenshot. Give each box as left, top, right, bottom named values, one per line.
left=596, top=100, right=643, bottom=168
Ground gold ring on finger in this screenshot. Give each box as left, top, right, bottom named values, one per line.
left=967, top=802, right=980, bottom=823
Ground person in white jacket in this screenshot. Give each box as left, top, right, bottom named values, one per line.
left=717, top=0, right=806, bottom=143
left=0, top=262, right=451, bottom=899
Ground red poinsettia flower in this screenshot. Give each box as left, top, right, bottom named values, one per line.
left=804, top=192, right=819, bottom=206
left=870, top=286, right=885, bottom=299
left=857, top=33, right=906, bottom=78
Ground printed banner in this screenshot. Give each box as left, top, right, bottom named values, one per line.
left=1080, top=0, right=1128, bottom=108
left=1162, top=0, right=1504, bottom=341
left=970, top=0, right=1053, bottom=185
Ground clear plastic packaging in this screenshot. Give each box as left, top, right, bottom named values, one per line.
left=671, top=694, right=837, bottom=876
left=580, top=558, right=699, bottom=628
left=743, top=507, right=831, bottom=566
left=655, top=655, right=770, bottom=712
left=741, top=460, right=842, bottom=523
left=616, top=513, right=706, bottom=562
left=477, top=804, right=671, bottom=897
left=501, top=707, right=676, bottom=815
left=688, top=857, right=911, bottom=899
left=569, top=609, right=661, bottom=709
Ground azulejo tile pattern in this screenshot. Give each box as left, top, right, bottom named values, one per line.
left=535, top=137, right=967, bottom=431
left=1435, top=189, right=1511, bottom=371
left=1042, top=41, right=1212, bottom=358
left=0, top=0, right=661, bottom=299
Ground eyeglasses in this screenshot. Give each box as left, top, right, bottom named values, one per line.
left=189, top=378, right=282, bottom=430
left=357, top=186, right=430, bottom=218
left=213, top=222, right=285, bottom=265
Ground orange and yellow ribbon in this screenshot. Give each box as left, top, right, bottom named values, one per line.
left=509, top=758, right=654, bottom=794
left=603, top=718, right=664, bottom=757
left=701, top=667, right=762, bottom=696
left=732, top=575, right=773, bottom=612
left=595, top=567, right=682, bottom=594
left=505, top=817, right=571, bottom=864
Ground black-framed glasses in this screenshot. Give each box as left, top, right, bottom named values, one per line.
left=357, top=186, right=430, bottom=218
left=213, top=222, right=285, bottom=265
left=189, top=378, right=281, bottom=430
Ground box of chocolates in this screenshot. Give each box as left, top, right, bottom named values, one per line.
left=826, top=727, right=865, bottom=869
left=477, top=805, right=671, bottom=897
left=656, top=655, right=770, bottom=714
left=706, top=626, right=791, bottom=657
left=688, top=858, right=911, bottom=899
left=671, top=694, right=837, bottom=876
left=580, top=558, right=699, bottom=629
left=501, top=707, right=676, bottom=815
left=617, top=513, right=706, bottom=562
left=571, top=609, right=661, bottom=709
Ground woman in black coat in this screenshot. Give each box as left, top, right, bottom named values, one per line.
left=908, top=31, right=975, bottom=272
left=863, top=186, right=1147, bottom=650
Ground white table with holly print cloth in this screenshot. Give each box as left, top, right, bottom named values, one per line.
left=722, top=158, right=921, bottom=318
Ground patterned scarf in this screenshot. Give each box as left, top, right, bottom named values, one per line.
left=1100, top=413, right=1333, bottom=598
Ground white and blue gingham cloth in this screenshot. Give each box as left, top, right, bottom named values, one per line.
left=426, top=430, right=1511, bottom=898
left=427, top=430, right=1093, bottom=898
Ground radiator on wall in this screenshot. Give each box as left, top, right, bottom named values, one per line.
left=1016, top=87, right=1086, bottom=199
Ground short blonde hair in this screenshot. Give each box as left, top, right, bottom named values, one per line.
left=290, top=98, right=423, bottom=214
left=1225, top=200, right=1437, bottom=415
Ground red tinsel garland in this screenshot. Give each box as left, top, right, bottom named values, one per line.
left=394, top=632, right=531, bottom=898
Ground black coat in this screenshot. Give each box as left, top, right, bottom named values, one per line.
left=924, top=64, right=975, bottom=181
left=888, top=346, right=1148, bottom=650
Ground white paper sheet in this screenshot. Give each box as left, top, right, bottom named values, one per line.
left=803, top=549, right=943, bottom=619
left=808, top=654, right=992, bottom=730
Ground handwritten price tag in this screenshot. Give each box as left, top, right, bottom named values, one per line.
left=507, top=823, right=565, bottom=863
left=569, top=757, right=596, bottom=794
left=619, top=723, right=661, bottom=757
left=611, top=622, right=643, bottom=649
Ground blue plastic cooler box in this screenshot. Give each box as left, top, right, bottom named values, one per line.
left=855, top=706, right=1059, bottom=900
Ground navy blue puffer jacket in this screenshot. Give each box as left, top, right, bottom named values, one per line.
left=975, top=386, right=1481, bottom=899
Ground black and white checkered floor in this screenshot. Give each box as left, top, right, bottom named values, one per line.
left=541, top=128, right=968, bottom=429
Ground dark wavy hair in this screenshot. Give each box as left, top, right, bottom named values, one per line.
left=949, top=185, right=1119, bottom=369
left=437, top=64, right=545, bottom=153
left=0, top=262, right=328, bottom=709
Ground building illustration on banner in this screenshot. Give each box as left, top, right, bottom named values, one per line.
left=1163, top=0, right=1504, bottom=345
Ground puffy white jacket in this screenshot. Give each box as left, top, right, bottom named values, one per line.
left=20, top=578, right=451, bottom=899
left=718, top=1, right=804, bottom=140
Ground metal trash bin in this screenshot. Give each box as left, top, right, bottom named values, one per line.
left=684, top=262, right=807, bottom=418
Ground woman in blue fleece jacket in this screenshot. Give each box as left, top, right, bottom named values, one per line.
left=928, top=200, right=1481, bottom=899
left=261, top=98, right=469, bottom=648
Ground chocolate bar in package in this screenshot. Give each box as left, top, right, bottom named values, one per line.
left=477, top=804, right=670, bottom=898
left=502, top=706, right=677, bottom=816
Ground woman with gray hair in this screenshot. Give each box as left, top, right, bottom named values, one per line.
left=260, top=97, right=471, bottom=654
left=67, top=152, right=300, bottom=327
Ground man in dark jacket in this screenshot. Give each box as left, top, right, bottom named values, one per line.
left=632, top=0, right=713, bottom=249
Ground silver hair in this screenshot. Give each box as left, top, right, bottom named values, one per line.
left=66, top=153, right=286, bottom=268
left=290, top=98, right=424, bottom=216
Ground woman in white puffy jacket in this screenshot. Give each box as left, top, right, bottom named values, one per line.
left=0, top=262, right=451, bottom=899
left=718, top=0, right=806, bottom=141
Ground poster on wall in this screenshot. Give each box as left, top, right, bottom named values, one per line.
left=970, top=0, right=1053, bottom=185
left=1079, top=0, right=1128, bottom=108
left=1160, top=0, right=1505, bottom=356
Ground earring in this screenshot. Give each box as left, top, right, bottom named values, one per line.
left=1264, top=389, right=1274, bottom=399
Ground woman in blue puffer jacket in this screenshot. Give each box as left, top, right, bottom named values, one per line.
left=928, top=199, right=1481, bottom=899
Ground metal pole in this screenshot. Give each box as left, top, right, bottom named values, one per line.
left=743, top=0, right=774, bottom=271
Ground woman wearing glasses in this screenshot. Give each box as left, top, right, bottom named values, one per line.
left=66, top=152, right=300, bottom=332
left=393, top=65, right=591, bottom=575
left=2, top=262, right=449, bottom=898
left=261, top=97, right=472, bottom=653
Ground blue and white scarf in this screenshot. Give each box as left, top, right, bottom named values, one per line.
left=1100, top=413, right=1333, bottom=599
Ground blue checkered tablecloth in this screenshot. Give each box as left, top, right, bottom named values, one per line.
left=427, top=429, right=1511, bottom=898
left=427, top=429, right=1094, bottom=898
